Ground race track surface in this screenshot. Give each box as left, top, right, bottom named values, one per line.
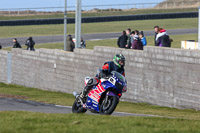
left=0, top=97, right=165, bottom=117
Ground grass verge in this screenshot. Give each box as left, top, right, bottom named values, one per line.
left=0, top=8, right=197, bottom=20
left=0, top=18, right=198, bottom=38
left=1, top=83, right=200, bottom=120
left=1, top=111, right=200, bottom=133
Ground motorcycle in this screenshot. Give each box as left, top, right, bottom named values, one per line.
left=72, top=71, right=127, bottom=115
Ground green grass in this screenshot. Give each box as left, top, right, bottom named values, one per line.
left=1, top=82, right=200, bottom=133
left=0, top=18, right=198, bottom=38
left=1, top=82, right=200, bottom=120
left=1, top=111, right=200, bottom=133
left=0, top=83, right=74, bottom=106
left=0, top=8, right=197, bottom=20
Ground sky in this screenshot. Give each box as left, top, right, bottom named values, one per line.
left=0, top=0, right=164, bottom=9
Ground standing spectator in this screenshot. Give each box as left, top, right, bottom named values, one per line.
left=125, top=28, right=132, bottom=49
left=117, top=31, right=127, bottom=48
left=134, top=30, right=139, bottom=36
left=131, top=35, right=143, bottom=50
left=25, top=37, right=35, bottom=51
left=155, top=28, right=171, bottom=47
left=66, top=35, right=75, bottom=52
left=0, top=44, right=2, bottom=50
left=139, top=31, right=147, bottom=46
left=154, top=26, right=159, bottom=46
left=80, top=37, right=86, bottom=48
left=13, top=38, right=21, bottom=48
left=130, top=31, right=135, bottom=41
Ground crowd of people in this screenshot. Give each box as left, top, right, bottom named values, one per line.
left=117, top=26, right=172, bottom=50
left=117, top=28, right=147, bottom=50
left=0, top=26, right=172, bottom=51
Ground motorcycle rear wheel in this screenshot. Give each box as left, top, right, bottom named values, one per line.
left=99, top=96, right=119, bottom=115
left=72, top=99, right=87, bottom=113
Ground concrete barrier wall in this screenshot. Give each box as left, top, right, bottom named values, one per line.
left=0, top=50, right=8, bottom=83
left=1, top=46, right=200, bottom=110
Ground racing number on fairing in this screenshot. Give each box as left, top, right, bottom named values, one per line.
left=109, top=77, right=116, bottom=85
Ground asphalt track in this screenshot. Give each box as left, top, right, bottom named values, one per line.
left=0, top=97, right=169, bottom=117
left=0, top=28, right=197, bottom=48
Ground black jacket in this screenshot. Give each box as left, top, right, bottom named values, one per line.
left=156, top=34, right=171, bottom=47
left=25, top=39, right=35, bottom=51
left=154, top=32, right=158, bottom=46
left=117, top=34, right=127, bottom=48
left=103, top=61, right=125, bottom=76
left=13, top=42, right=21, bottom=48
left=127, top=35, right=132, bottom=49
left=0, top=45, right=2, bottom=49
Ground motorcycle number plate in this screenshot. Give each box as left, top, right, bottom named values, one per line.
left=109, top=77, right=116, bottom=85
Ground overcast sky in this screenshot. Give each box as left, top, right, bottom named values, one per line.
left=0, top=0, right=164, bottom=9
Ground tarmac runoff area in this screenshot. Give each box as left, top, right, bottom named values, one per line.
left=0, top=28, right=197, bottom=48
left=0, top=97, right=175, bottom=118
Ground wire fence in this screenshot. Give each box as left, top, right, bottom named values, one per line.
left=0, top=1, right=200, bottom=16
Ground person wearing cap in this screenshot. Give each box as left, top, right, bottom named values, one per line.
left=139, top=31, right=147, bottom=46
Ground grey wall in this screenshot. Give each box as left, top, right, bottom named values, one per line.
left=0, top=50, right=8, bottom=83
left=1, top=46, right=200, bottom=110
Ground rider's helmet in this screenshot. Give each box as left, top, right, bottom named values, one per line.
left=113, top=54, right=125, bottom=68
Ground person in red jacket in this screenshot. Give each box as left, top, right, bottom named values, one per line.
left=81, top=54, right=125, bottom=99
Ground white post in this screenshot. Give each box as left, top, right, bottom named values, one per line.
left=64, top=0, right=67, bottom=51
left=75, top=0, right=82, bottom=48
left=198, top=7, right=200, bottom=50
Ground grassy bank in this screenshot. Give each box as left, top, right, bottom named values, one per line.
left=0, top=18, right=197, bottom=38
left=0, top=8, right=197, bottom=20
left=1, top=111, right=200, bottom=133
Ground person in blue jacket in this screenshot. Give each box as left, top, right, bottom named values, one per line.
left=139, top=31, right=147, bottom=46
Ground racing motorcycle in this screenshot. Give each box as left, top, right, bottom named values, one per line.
left=72, top=71, right=127, bottom=115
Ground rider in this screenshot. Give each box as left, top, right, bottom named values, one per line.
left=81, top=54, right=126, bottom=98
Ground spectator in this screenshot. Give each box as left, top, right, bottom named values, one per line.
left=134, top=30, right=139, bottom=36
left=154, top=26, right=159, bottom=46
left=25, top=37, right=35, bottom=51
left=0, top=44, right=2, bottom=50
left=131, top=34, right=143, bottom=50
left=66, top=35, right=75, bottom=52
left=155, top=28, right=171, bottom=47
left=13, top=38, right=21, bottom=48
left=80, top=37, right=86, bottom=48
left=139, top=31, right=147, bottom=46
left=125, top=28, right=132, bottom=49
left=117, top=31, right=127, bottom=48
left=130, top=31, right=135, bottom=41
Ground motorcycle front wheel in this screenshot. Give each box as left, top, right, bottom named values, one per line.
left=72, top=99, right=87, bottom=113
left=99, top=96, right=119, bottom=115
